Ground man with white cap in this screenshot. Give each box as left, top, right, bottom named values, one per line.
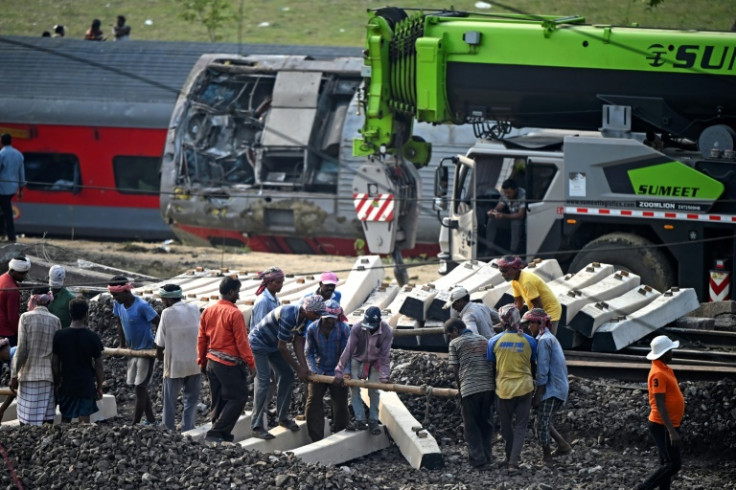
left=636, top=335, right=685, bottom=490
left=334, top=306, right=392, bottom=435
left=48, top=265, right=75, bottom=329
left=0, top=256, right=31, bottom=346
left=304, top=299, right=351, bottom=442
left=444, top=286, right=500, bottom=339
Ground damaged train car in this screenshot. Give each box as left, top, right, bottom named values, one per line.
left=159, top=54, right=477, bottom=255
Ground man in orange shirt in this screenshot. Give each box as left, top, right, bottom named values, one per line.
left=636, top=335, right=685, bottom=490
left=198, top=276, right=255, bottom=443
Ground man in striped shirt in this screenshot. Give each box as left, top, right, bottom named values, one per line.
left=446, top=318, right=496, bottom=468
left=248, top=295, right=324, bottom=439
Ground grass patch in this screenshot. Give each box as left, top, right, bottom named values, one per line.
left=1, top=1, right=732, bottom=45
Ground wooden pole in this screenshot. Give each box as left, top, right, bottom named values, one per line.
left=103, top=347, right=157, bottom=358
left=0, top=388, right=13, bottom=396
left=392, top=327, right=446, bottom=337
left=307, top=373, right=458, bottom=398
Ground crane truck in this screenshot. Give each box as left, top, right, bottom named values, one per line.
left=352, top=7, right=736, bottom=300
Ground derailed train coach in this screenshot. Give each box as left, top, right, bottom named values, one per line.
left=159, top=54, right=478, bottom=255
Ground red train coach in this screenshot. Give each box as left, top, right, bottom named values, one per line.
left=0, top=36, right=359, bottom=241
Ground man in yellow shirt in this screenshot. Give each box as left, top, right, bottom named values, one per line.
left=497, top=256, right=562, bottom=335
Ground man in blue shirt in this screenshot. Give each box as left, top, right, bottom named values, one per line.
left=0, top=134, right=26, bottom=243
left=522, top=308, right=572, bottom=464
left=304, top=271, right=342, bottom=303
left=248, top=295, right=323, bottom=439
left=109, top=275, right=159, bottom=425
left=304, top=300, right=351, bottom=442
left=251, top=266, right=284, bottom=327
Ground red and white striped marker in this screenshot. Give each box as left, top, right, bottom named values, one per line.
left=709, top=265, right=730, bottom=302
left=353, top=193, right=394, bottom=221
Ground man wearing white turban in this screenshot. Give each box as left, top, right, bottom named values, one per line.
left=0, top=256, right=31, bottom=346
left=48, top=265, right=75, bottom=328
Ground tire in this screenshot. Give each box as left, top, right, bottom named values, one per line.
left=568, top=233, right=675, bottom=293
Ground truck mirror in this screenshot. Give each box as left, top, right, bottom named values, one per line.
left=432, top=196, right=447, bottom=212
left=434, top=163, right=448, bottom=197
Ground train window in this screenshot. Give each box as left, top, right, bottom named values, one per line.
left=23, top=153, right=81, bottom=192
left=113, top=156, right=161, bottom=195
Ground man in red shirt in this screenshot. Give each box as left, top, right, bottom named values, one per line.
left=636, top=335, right=685, bottom=490
left=0, top=256, right=31, bottom=346
left=198, top=276, right=255, bottom=443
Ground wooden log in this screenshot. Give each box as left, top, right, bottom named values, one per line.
left=0, top=388, right=13, bottom=396
left=103, top=347, right=157, bottom=358
left=307, top=374, right=458, bottom=398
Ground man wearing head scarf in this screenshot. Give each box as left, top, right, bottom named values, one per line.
left=487, top=304, right=537, bottom=472
left=47, top=265, right=75, bottom=329
left=497, top=255, right=562, bottom=335
left=11, top=287, right=61, bottom=425
left=248, top=294, right=323, bottom=439
left=108, top=275, right=160, bottom=426
left=521, top=308, right=571, bottom=464
left=250, top=266, right=285, bottom=430
left=635, top=335, right=685, bottom=490
left=334, top=306, right=392, bottom=435
left=251, top=266, right=284, bottom=327
left=197, top=276, right=254, bottom=443
left=304, top=299, right=351, bottom=442
left=155, top=284, right=201, bottom=432
left=0, top=256, right=31, bottom=346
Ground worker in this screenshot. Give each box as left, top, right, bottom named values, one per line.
left=497, top=255, right=562, bottom=335
left=443, top=286, right=499, bottom=339
left=635, top=335, right=685, bottom=490
left=486, top=178, right=526, bottom=254
left=521, top=308, right=572, bottom=464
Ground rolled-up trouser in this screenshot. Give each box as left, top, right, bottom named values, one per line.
left=496, top=391, right=533, bottom=465
left=350, top=359, right=380, bottom=422
left=251, top=349, right=294, bottom=430
left=206, top=361, right=248, bottom=439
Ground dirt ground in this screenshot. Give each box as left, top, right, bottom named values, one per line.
left=13, top=237, right=442, bottom=286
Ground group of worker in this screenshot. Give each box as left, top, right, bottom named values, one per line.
left=446, top=255, right=684, bottom=488
left=111, top=268, right=392, bottom=445
left=2, top=253, right=684, bottom=487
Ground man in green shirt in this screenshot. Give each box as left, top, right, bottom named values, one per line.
left=47, top=265, right=75, bottom=328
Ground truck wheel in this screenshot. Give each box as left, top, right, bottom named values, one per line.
left=569, top=233, right=675, bottom=293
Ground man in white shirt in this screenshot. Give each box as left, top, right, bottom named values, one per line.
left=155, top=284, right=201, bottom=432
left=444, top=286, right=500, bottom=339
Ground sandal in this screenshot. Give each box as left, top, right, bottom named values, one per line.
left=353, top=420, right=368, bottom=431
left=368, top=420, right=382, bottom=435
left=279, top=419, right=301, bottom=432
left=252, top=427, right=275, bottom=440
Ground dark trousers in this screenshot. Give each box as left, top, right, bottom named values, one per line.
left=461, top=390, right=495, bottom=467
left=305, top=381, right=349, bottom=442
left=497, top=391, right=533, bottom=465
left=0, top=194, right=16, bottom=241
left=206, top=361, right=249, bottom=439
left=637, top=421, right=682, bottom=490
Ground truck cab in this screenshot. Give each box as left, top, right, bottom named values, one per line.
left=437, top=137, right=565, bottom=271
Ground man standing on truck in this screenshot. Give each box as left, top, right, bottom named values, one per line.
left=486, top=178, right=526, bottom=255
left=497, top=255, right=562, bottom=335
